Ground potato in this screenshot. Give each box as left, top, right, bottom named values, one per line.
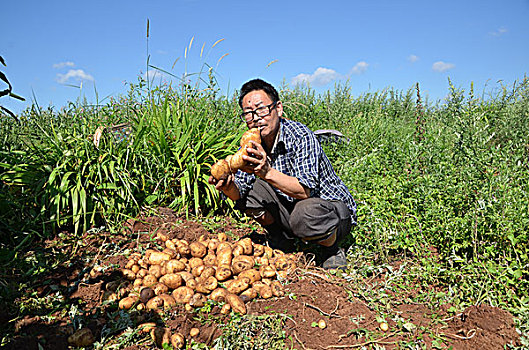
left=232, top=255, right=255, bottom=275
left=229, top=148, right=247, bottom=170
left=189, top=328, right=200, bottom=337
left=256, top=256, right=269, bottom=266
left=198, top=234, right=208, bottom=242
left=215, top=266, right=232, bottom=282
left=143, top=274, right=158, bottom=287
left=271, top=281, right=284, bottom=297
left=211, top=159, right=231, bottom=181
left=213, top=231, right=227, bottom=243
left=253, top=244, right=265, bottom=257
left=119, top=295, right=139, bottom=310
left=203, top=253, right=217, bottom=266
left=162, top=248, right=178, bottom=259
left=121, top=269, right=136, bottom=280
left=138, top=258, right=149, bottom=269
left=201, top=266, right=216, bottom=279
left=225, top=277, right=250, bottom=295
left=252, top=282, right=273, bottom=299
left=261, top=278, right=272, bottom=286
left=149, top=265, right=163, bottom=279
left=146, top=296, right=165, bottom=310
left=240, top=287, right=258, bottom=302
left=153, top=283, right=169, bottom=296
left=188, top=257, right=204, bottom=269
left=191, top=265, right=206, bottom=278
left=140, top=287, right=155, bottom=304
left=150, top=327, right=171, bottom=348
left=240, top=128, right=261, bottom=148
left=138, top=322, right=157, bottom=334
left=171, top=333, right=186, bottom=349
left=220, top=303, right=231, bottom=314
left=189, top=293, right=207, bottom=307
left=263, top=246, right=274, bottom=259
left=67, top=328, right=95, bottom=347
left=149, top=251, right=171, bottom=265
left=136, top=303, right=145, bottom=311
left=175, top=241, right=191, bottom=256
left=189, top=242, right=207, bottom=258
left=197, top=276, right=217, bottom=293
left=137, top=268, right=149, bottom=278
left=232, top=244, right=244, bottom=257
left=177, top=271, right=194, bottom=283
left=172, top=286, right=194, bottom=304
left=164, top=259, right=186, bottom=274
left=133, top=278, right=143, bottom=288
left=216, top=247, right=233, bottom=267
left=238, top=269, right=261, bottom=284
left=165, top=239, right=176, bottom=251
left=102, top=291, right=118, bottom=302
left=259, top=265, right=276, bottom=278
left=276, top=270, right=288, bottom=280
left=238, top=238, right=253, bottom=255
left=125, top=259, right=136, bottom=269
left=208, top=239, right=220, bottom=251
left=157, top=231, right=170, bottom=242
left=226, top=293, right=247, bottom=315
left=159, top=273, right=183, bottom=289
left=186, top=278, right=197, bottom=290
left=209, top=287, right=228, bottom=302
left=273, top=256, right=294, bottom=271
left=159, top=293, right=176, bottom=308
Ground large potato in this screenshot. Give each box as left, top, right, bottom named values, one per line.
left=224, top=277, right=250, bottom=295
left=160, top=274, right=183, bottom=289
left=143, top=274, right=158, bottom=287
left=226, top=293, right=247, bottom=315
left=164, top=259, right=186, bottom=274
left=188, top=257, right=204, bottom=269
left=240, top=128, right=261, bottom=148
left=238, top=238, right=253, bottom=255
left=215, top=266, right=232, bottom=282
left=211, top=159, right=231, bottom=181
left=209, top=287, right=228, bottom=302
left=149, top=251, right=171, bottom=265
left=259, top=265, right=277, bottom=278
left=172, top=286, right=194, bottom=304
left=189, top=293, right=207, bottom=307
left=203, top=253, right=217, bottom=266
left=217, top=247, right=233, bottom=267
left=232, top=255, right=255, bottom=275
left=119, top=296, right=139, bottom=310
left=190, top=242, right=207, bottom=258
left=68, top=328, right=95, bottom=348
left=146, top=296, right=164, bottom=310
left=229, top=148, right=247, bottom=170
left=149, top=265, right=163, bottom=279
left=171, top=333, right=186, bottom=349
left=153, top=283, right=169, bottom=296
left=240, top=287, right=258, bottom=302
left=238, top=269, right=261, bottom=284
left=159, top=293, right=176, bottom=308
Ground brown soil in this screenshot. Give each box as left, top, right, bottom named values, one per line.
left=1, top=208, right=521, bottom=349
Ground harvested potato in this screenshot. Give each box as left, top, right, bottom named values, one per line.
left=203, top=253, right=217, bottom=266
left=189, top=293, right=207, bottom=307
left=189, top=242, right=207, bottom=258
left=220, top=303, right=231, bottom=314
left=271, top=281, right=284, bottom=297
left=138, top=258, right=149, bottom=269
left=67, top=328, right=95, bottom=347
left=140, top=287, right=155, bottom=304
left=201, top=266, right=216, bottom=280
left=238, top=269, right=261, bottom=284
left=130, top=264, right=140, bottom=274
left=211, top=159, right=231, bottom=181
left=240, top=287, right=258, bottom=302
left=252, top=282, right=273, bottom=299
left=146, top=296, right=165, bottom=310
left=164, top=259, right=186, bottom=274
left=217, top=242, right=231, bottom=252
left=165, top=239, right=176, bottom=251
left=225, top=277, right=250, bottom=295
left=153, top=283, right=169, bottom=296
left=208, top=239, right=220, bottom=251
left=137, top=268, right=149, bottom=278
left=162, top=248, right=178, bottom=259
left=171, top=333, right=186, bottom=349
left=232, top=255, right=255, bottom=275
left=159, top=273, right=183, bottom=289
left=149, top=251, right=171, bottom=265
left=216, top=247, right=233, bottom=267
left=186, top=278, right=197, bottom=290
left=259, top=265, right=276, bottom=278
left=232, top=244, right=244, bottom=257
left=263, top=246, right=274, bottom=259
left=133, top=278, right=143, bottom=288
left=159, top=293, right=176, bottom=308
left=199, top=276, right=218, bottom=292
left=189, top=328, right=200, bottom=337
left=240, top=128, right=261, bottom=148
left=226, top=293, right=247, bottom=315
left=188, top=257, right=204, bottom=269
left=209, top=287, right=228, bottom=302
left=177, top=271, right=194, bottom=283
left=119, top=295, right=139, bottom=310
left=125, top=259, right=136, bottom=269
left=172, top=286, right=194, bottom=304
left=256, top=256, right=269, bottom=266
left=143, top=274, right=158, bottom=287
left=121, top=269, right=136, bottom=280
left=149, top=265, right=163, bottom=279
left=215, top=266, right=232, bottom=281
left=229, top=148, right=247, bottom=170
left=191, top=265, right=206, bottom=278
left=253, top=244, right=265, bottom=257
left=238, top=238, right=253, bottom=255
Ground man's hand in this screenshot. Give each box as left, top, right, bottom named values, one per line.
left=241, top=141, right=270, bottom=178
left=208, top=173, right=241, bottom=201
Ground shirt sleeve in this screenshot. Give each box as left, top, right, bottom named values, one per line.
left=233, top=170, right=255, bottom=200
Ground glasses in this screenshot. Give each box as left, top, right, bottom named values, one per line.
left=239, top=101, right=278, bottom=122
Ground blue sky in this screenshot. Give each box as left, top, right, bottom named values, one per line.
left=1, top=0, right=528, bottom=114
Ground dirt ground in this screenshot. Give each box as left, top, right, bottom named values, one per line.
left=2, top=208, right=521, bottom=349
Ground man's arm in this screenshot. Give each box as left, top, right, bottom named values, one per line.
left=208, top=174, right=241, bottom=201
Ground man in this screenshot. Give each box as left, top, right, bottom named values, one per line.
left=209, top=79, right=356, bottom=269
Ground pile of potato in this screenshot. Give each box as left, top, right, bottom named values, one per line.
left=113, top=231, right=299, bottom=347
left=210, top=128, right=261, bottom=180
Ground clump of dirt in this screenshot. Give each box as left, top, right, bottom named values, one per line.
left=3, top=208, right=521, bottom=350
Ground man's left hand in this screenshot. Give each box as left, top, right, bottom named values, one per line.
left=241, top=141, right=270, bottom=178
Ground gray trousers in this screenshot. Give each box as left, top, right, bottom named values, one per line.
left=237, top=179, right=352, bottom=243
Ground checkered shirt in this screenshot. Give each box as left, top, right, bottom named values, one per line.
left=234, top=118, right=357, bottom=224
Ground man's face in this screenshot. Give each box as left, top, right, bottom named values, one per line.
left=241, top=90, right=282, bottom=140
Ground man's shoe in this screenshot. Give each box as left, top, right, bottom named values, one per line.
left=321, top=246, right=347, bottom=270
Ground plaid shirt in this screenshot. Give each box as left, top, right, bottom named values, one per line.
left=234, top=118, right=357, bottom=224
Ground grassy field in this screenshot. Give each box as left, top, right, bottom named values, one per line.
left=1, top=73, right=528, bottom=348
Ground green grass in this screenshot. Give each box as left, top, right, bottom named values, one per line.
left=1, top=71, right=528, bottom=348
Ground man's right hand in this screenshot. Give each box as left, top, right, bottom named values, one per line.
left=208, top=173, right=241, bottom=201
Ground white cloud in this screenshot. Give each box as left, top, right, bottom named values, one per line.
left=56, top=69, right=94, bottom=83
left=53, top=61, right=75, bottom=69
left=143, top=70, right=166, bottom=81
left=432, top=61, right=455, bottom=72
left=490, top=27, right=508, bottom=37
left=291, top=67, right=340, bottom=86
left=350, top=61, right=369, bottom=74
left=408, top=55, right=419, bottom=63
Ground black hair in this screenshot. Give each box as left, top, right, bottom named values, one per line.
left=238, top=78, right=280, bottom=108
